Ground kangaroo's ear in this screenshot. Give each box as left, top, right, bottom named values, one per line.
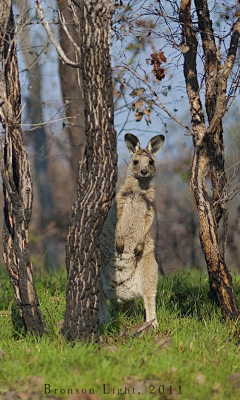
left=125, top=133, right=140, bottom=155
left=146, top=135, right=165, bottom=156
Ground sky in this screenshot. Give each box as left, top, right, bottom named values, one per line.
left=14, top=0, right=240, bottom=167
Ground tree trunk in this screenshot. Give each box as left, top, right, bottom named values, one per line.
left=0, top=1, right=44, bottom=335
left=62, top=0, right=117, bottom=341
left=58, top=0, right=86, bottom=187
left=16, top=0, right=58, bottom=269
left=179, top=0, right=240, bottom=320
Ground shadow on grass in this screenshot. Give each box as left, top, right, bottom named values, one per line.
left=156, top=268, right=240, bottom=321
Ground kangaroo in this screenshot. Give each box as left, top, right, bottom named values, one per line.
left=99, top=133, right=165, bottom=327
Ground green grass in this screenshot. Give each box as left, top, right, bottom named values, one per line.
left=1, top=266, right=240, bottom=400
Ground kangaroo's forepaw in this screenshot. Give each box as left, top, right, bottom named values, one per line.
left=116, top=235, right=124, bottom=254
left=134, top=240, right=144, bottom=258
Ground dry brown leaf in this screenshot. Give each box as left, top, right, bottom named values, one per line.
left=135, top=98, right=144, bottom=110
left=142, top=109, right=151, bottom=116
left=166, top=386, right=180, bottom=399
left=150, top=50, right=167, bottom=81
left=27, top=376, right=44, bottom=389
left=105, top=345, right=118, bottom=354
left=2, top=390, right=19, bottom=400
left=17, top=392, right=31, bottom=400
left=160, top=51, right=167, bottom=62
left=153, top=67, right=166, bottom=81
left=130, top=89, right=143, bottom=97
left=72, top=364, right=82, bottom=375
left=228, top=372, right=240, bottom=388
left=135, top=112, right=143, bottom=121
left=25, top=348, right=31, bottom=354
left=212, top=382, right=221, bottom=393
left=195, top=373, right=205, bottom=385
left=154, top=337, right=172, bottom=350
left=228, top=372, right=240, bottom=382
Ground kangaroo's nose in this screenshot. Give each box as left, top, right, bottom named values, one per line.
left=140, top=169, right=148, bottom=176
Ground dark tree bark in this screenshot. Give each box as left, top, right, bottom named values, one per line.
left=179, top=0, right=240, bottom=320
left=16, top=0, right=58, bottom=269
left=58, top=0, right=86, bottom=186
left=0, top=1, right=44, bottom=335
left=61, top=0, right=117, bottom=341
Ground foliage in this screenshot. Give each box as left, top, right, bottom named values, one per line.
left=111, top=0, right=240, bottom=143
left=1, top=266, right=240, bottom=399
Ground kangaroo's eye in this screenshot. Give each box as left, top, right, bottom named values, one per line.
left=133, top=160, right=139, bottom=165
left=149, top=160, right=154, bottom=166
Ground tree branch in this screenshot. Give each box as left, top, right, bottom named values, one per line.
left=179, top=0, right=205, bottom=141
left=123, top=64, right=193, bottom=135
left=58, top=8, right=80, bottom=54
left=222, top=18, right=240, bottom=82
left=35, top=0, right=81, bottom=68
left=194, top=0, right=218, bottom=122
left=208, top=17, right=240, bottom=133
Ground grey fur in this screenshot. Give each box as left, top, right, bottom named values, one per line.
left=99, top=133, right=165, bottom=327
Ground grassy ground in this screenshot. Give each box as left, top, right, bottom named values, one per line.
left=1, top=266, right=240, bottom=400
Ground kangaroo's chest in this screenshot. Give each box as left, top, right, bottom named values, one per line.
left=120, top=195, right=146, bottom=232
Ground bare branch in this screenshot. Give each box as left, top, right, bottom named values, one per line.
left=214, top=185, right=240, bottom=206
left=179, top=0, right=206, bottom=141
left=207, top=18, right=240, bottom=134
left=222, top=18, right=240, bottom=82
left=194, top=0, right=218, bottom=123
left=58, top=9, right=80, bottom=54
left=35, top=0, right=81, bottom=68
left=67, top=0, right=80, bottom=33
left=122, top=64, right=193, bottom=135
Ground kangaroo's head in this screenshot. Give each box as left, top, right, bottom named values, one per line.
left=125, top=133, right=165, bottom=181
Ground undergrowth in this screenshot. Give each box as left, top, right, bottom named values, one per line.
left=1, top=266, right=240, bottom=400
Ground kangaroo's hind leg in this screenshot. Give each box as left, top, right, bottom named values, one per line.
left=139, top=251, right=159, bottom=328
